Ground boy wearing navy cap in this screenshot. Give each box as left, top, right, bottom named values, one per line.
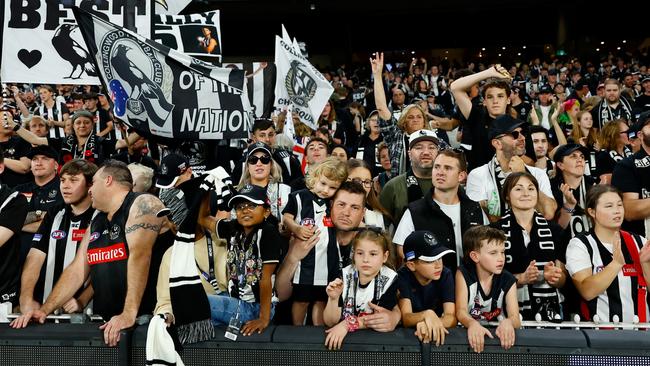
left=397, top=230, right=456, bottom=346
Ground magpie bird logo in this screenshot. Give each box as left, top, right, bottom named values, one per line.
left=100, top=30, right=174, bottom=128
left=52, top=24, right=97, bottom=79
left=285, top=60, right=317, bottom=107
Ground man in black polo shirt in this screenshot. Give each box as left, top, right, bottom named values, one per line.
left=15, top=146, right=63, bottom=234
left=612, top=111, right=650, bottom=236
left=0, top=143, right=29, bottom=308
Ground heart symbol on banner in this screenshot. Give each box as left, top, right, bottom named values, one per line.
left=17, top=49, right=42, bottom=68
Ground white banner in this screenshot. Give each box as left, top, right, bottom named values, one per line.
left=154, top=0, right=192, bottom=15
left=154, top=11, right=222, bottom=62
left=274, top=28, right=332, bottom=130
left=1, top=0, right=152, bottom=85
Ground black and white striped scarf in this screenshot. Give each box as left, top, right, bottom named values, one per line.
left=147, top=167, right=233, bottom=365
left=597, top=98, right=633, bottom=127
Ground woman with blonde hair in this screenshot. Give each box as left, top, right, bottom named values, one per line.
left=595, top=119, right=632, bottom=184
left=370, top=52, right=439, bottom=176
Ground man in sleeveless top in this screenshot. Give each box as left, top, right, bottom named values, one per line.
left=11, top=160, right=173, bottom=347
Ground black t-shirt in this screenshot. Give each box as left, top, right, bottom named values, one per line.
left=612, top=149, right=650, bottom=236
left=464, top=102, right=495, bottom=169
left=636, top=94, right=650, bottom=113
left=217, top=220, right=282, bottom=303
left=595, top=148, right=631, bottom=177
left=397, top=266, right=454, bottom=316
left=0, top=137, right=33, bottom=188
left=513, top=101, right=533, bottom=122
left=0, top=186, right=28, bottom=304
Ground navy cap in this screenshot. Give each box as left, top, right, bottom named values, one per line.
left=403, top=231, right=454, bottom=262
left=156, top=154, right=189, bottom=189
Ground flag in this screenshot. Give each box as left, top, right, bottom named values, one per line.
left=154, top=11, right=222, bottom=62
left=73, top=7, right=253, bottom=140
left=274, top=27, right=333, bottom=130
left=1, top=0, right=152, bottom=85
left=224, top=62, right=276, bottom=119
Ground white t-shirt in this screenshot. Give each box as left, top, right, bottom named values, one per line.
left=393, top=209, right=414, bottom=246
left=466, top=162, right=554, bottom=217
left=434, top=199, right=462, bottom=264
left=539, top=105, right=551, bottom=130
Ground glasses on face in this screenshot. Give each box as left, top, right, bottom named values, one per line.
left=247, top=155, right=272, bottom=165
left=234, top=201, right=259, bottom=212
left=620, top=130, right=630, bottom=136
left=348, top=177, right=372, bottom=188
left=498, top=130, right=524, bottom=140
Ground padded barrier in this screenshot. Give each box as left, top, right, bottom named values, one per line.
left=2, top=323, right=650, bottom=365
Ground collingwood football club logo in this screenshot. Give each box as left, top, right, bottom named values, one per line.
left=100, top=30, right=174, bottom=128
left=285, top=60, right=317, bottom=107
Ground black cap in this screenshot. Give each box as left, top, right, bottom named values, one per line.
left=548, top=69, right=558, bottom=76
left=156, top=153, right=189, bottom=189
left=575, top=79, right=588, bottom=90
left=553, top=143, right=587, bottom=163
left=642, top=77, right=650, bottom=84
left=403, top=231, right=454, bottom=262
left=228, top=184, right=270, bottom=208
left=539, top=85, right=553, bottom=94
left=27, top=145, right=58, bottom=160
left=247, top=142, right=272, bottom=157
left=628, top=122, right=641, bottom=139
left=488, top=114, right=526, bottom=140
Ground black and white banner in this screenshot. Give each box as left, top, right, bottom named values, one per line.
left=274, top=27, right=332, bottom=130
left=154, top=0, right=192, bottom=15
left=1, top=0, right=153, bottom=85
left=154, top=11, right=222, bottom=62
left=225, top=62, right=276, bottom=119
left=73, top=8, right=252, bottom=140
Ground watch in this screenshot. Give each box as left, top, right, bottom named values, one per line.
left=345, top=314, right=359, bottom=332
left=12, top=123, right=21, bottom=132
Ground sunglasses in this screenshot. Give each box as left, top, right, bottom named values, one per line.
left=234, top=201, right=260, bottom=212
left=247, top=155, right=272, bottom=165
left=497, top=130, right=525, bottom=140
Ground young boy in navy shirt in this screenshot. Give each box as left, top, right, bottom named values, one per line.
left=398, top=231, right=457, bottom=346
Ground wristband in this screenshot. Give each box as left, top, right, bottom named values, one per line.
left=12, top=123, right=21, bottom=132
left=562, top=205, right=575, bottom=214
left=345, top=314, right=359, bottom=332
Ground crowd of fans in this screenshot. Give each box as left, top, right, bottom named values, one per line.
left=0, top=47, right=650, bottom=353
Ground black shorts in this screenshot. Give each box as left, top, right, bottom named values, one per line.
left=292, top=284, right=328, bottom=303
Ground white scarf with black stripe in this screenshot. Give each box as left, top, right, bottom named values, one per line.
left=146, top=167, right=233, bottom=365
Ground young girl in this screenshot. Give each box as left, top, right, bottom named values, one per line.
left=208, top=184, right=282, bottom=336
left=282, top=157, right=348, bottom=326
left=323, top=229, right=399, bottom=350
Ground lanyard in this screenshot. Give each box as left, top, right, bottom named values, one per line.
left=197, top=231, right=218, bottom=291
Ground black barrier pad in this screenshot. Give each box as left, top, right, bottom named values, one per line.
left=272, top=325, right=421, bottom=347
left=515, top=328, right=588, bottom=348
left=130, top=324, right=275, bottom=346
left=583, top=329, right=650, bottom=351
left=0, top=323, right=105, bottom=345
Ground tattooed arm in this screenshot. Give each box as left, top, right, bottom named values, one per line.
left=120, top=194, right=165, bottom=319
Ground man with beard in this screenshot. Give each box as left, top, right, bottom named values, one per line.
left=612, top=112, right=650, bottom=237
left=466, top=115, right=556, bottom=222
left=529, top=125, right=554, bottom=177
left=379, top=130, right=441, bottom=225
left=591, top=79, right=634, bottom=129
left=11, top=160, right=98, bottom=320
left=276, top=180, right=401, bottom=331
